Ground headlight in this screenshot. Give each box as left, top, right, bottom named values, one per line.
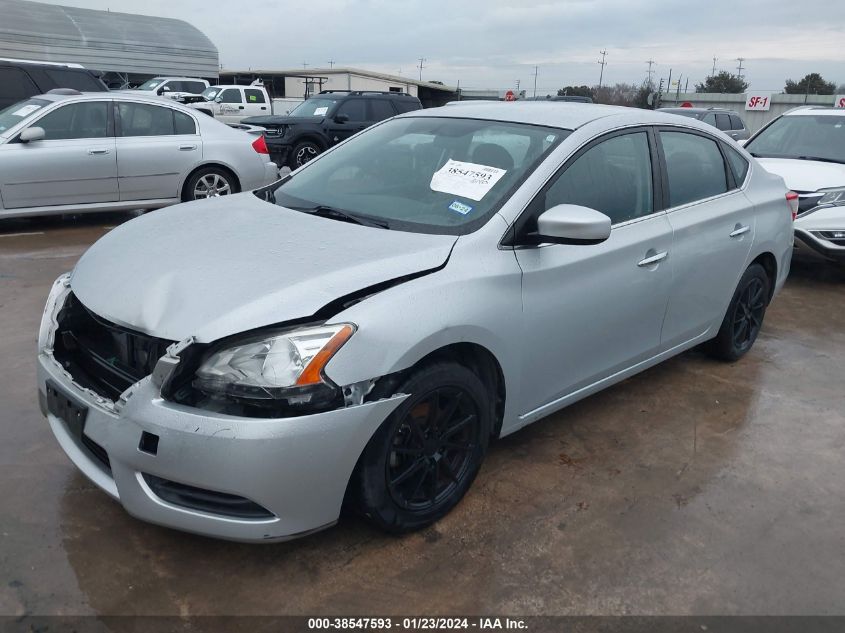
left=38, top=273, right=71, bottom=352
left=193, top=323, right=355, bottom=402
left=818, top=188, right=845, bottom=207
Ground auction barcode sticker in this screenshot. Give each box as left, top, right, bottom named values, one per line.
left=430, top=159, right=507, bottom=201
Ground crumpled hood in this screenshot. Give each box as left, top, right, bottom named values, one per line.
left=756, top=158, right=845, bottom=192
left=71, top=194, right=456, bottom=343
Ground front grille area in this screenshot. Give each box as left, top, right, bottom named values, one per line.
left=143, top=474, right=275, bottom=520
left=52, top=293, right=175, bottom=401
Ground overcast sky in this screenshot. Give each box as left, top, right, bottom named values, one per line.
left=41, top=0, right=845, bottom=93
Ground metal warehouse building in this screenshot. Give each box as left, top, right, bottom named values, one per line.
left=0, top=0, right=218, bottom=87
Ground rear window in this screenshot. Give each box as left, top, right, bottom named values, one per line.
left=44, top=68, right=104, bottom=92
left=0, top=67, right=39, bottom=107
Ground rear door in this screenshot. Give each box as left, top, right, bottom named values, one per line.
left=0, top=100, right=117, bottom=209
left=368, top=98, right=397, bottom=123
left=243, top=88, right=269, bottom=118
left=657, top=128, right=755, bottom=347
left=114, top=101, right=201, bottom=201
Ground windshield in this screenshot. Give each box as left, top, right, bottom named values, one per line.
left=288, top=98, right=339, bottom=117
left=0, top=98, right=50, bottom=133
left=746, top=114, right=845, bottom=163
left=202, top=87, right=220, bottom=100
left=135, top=79, right=163, bottom=90
left=267, top=117, right=568, bottom=235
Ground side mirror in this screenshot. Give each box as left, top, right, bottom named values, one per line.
left=334, top=113, right=350, bottom=124
left=536, top=204, right=611, bottom=245
left=214, top=96, right=223, bottom=103
left=20, top=126, right=45, bottom=143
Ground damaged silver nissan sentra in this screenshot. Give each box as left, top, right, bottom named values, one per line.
left=37, top=102, right=794, bottom=542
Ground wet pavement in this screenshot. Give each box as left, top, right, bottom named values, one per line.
left=1, top=212, right=844, bottom=617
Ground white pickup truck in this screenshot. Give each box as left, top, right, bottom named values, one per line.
left=187, top=84, right=274, bottom=124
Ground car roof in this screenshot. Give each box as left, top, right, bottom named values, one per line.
left=405, top=101, right=701, bottom=131
left=27, top=91, right=199, bottom=108
left=659, top=107, right=735, bottom=114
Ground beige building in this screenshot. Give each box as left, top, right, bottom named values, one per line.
left=220, top=67, right=457, bottom=108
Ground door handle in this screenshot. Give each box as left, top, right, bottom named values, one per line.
left=260, top=106, right=267, bottom=110
left=87, top=148, right=110, bottom=155
left=238, top=106, right=244, bottom=110
left=730, top=224, right=750, bottom=238
left=637, top=250, right=668, bottom=267
left=179, top=144, right=197, bottom=151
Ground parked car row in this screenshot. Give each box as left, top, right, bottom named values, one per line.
left=35, top=100, right=796, bottom=542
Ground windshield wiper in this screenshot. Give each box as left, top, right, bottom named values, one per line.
left=290, top=205, right=389, bottom=229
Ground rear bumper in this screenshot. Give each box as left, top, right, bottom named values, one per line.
left=37, top=352, right=406, bottom=542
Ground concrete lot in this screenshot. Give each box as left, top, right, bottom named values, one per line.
left=1, top=212, right=844, bottom=617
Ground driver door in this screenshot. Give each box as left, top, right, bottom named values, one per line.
left=513, top=129, right=673, bottom=417
left=325, top=99, right=369, bottom=145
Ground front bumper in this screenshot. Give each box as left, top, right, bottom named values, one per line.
left=794, top=228, right=845, bottom=263
left=37, top=352, right=405, bottom=542
left=264, top=138, right=292, bottom=167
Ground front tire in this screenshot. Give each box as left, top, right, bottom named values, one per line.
left=705, top=263, right=770, bottom=362
left=288, top=140, right=321, bottom=169
left=353, top=362, right=491, bottom=533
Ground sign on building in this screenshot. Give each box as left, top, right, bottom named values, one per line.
left=745, top=94, right=773, bottom=111
left=834, top=95, right=845, bottom=108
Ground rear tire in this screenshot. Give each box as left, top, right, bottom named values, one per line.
left=704, top=263, right=770, bottom=362
left=353, top=362, right=491, bottom=533
left=182, top=166, right=239, bottom=202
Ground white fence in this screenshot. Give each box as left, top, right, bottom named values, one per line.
left=658, top=93, right=844, bottom=133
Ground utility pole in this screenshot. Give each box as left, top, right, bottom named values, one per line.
left=515, top=79, right=520, bottom=93
left=711, top=56, right=717, bottom=77
left=735, top=57, right=745, bottom=80
left=302, top=62, right=309, bottom=70
left=532, top=65, right=539, bottom=98
left=327, top=60, right=335, bottom=69
left=418, top=57, right=426, bottom=81
left=597, top=50, right=608, bottom=88
left=646, top=59, right=655, bottom=86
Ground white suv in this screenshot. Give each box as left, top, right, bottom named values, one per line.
left=744, top=107, right=845, bottom=265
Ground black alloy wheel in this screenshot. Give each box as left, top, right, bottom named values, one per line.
left=705, top=263, right=771, bottom=362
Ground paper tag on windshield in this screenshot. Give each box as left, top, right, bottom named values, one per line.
left=313, top=107, right=328, bottom=116
left=430, top=159, right=507, bottom=201
left=11, top=105, right=40, bottom=117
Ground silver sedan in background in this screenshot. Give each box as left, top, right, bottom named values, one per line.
left=37, top=103, right=793, bottom=541
left=0, top=90, right=278, bottom=219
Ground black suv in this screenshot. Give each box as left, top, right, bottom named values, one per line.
left=243, top=90, right=422, bottom=168
left=0, top=60, right=108, bottom=110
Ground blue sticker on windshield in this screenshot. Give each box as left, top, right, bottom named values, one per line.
left=449, top=200, right=473, bottom=215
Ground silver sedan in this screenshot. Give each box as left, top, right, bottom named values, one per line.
left=0, top=90, right=279, bottom=219
left=37, top=103, right=793, bottom=541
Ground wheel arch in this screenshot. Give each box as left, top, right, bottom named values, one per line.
left=749, top=251, right=777, bottom=301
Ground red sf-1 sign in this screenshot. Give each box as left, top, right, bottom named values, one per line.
left=504, top=90, right=515, bottom=102
left=835, top=95, right=845, bottom=108
left=745, top=94, right=772, bottom=111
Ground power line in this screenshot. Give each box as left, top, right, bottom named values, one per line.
left=597, top=50, right=608, bottom=88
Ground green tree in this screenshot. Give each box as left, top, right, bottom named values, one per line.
left=557, top=85, right=594, bottom=99
left=695, top=71, right=748, bottom=93
left=784, top=73, right=837, bottom=95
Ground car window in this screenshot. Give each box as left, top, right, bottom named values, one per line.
left=44, top=68, right=103, bottom=92
left=701, top=113, right=717, bottom=127
left=118, top=102, right=180, bottom=136
left=182, top=81, right=207, bottom=94
left=159, top=81, right=178, bottom=93
left=730, top=115, right=744, bottom=131
left=173, top=110, right=197, bottom=134
left=724, top=145, right=749, bottom=185
left=335, top=99, right=367, bottom=122
left=244, top=89, right=266, bottom=104
left=394, top=100, right=421, bottom=114
left=136, top=78, right=163, bottom=90
left=715, top=114, right=732, bottom=131
left=0, top=67, right=39, bottom=105
left=218, top=88, right=243, bottom=104
left=33, top=101, right=109, bottom=140
left=368, top=99, right=395, bottom=121
left=660, top=131, right=728, bottom=207
left=543, top=131, right=653, bottom=225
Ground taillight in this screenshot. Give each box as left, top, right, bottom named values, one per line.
left=786, top=191, right=799, bottom=221
left=251, top=135, right=269, bottom=155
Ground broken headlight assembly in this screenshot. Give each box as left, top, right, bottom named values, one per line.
left=181, top=323, right=356, bottom=416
